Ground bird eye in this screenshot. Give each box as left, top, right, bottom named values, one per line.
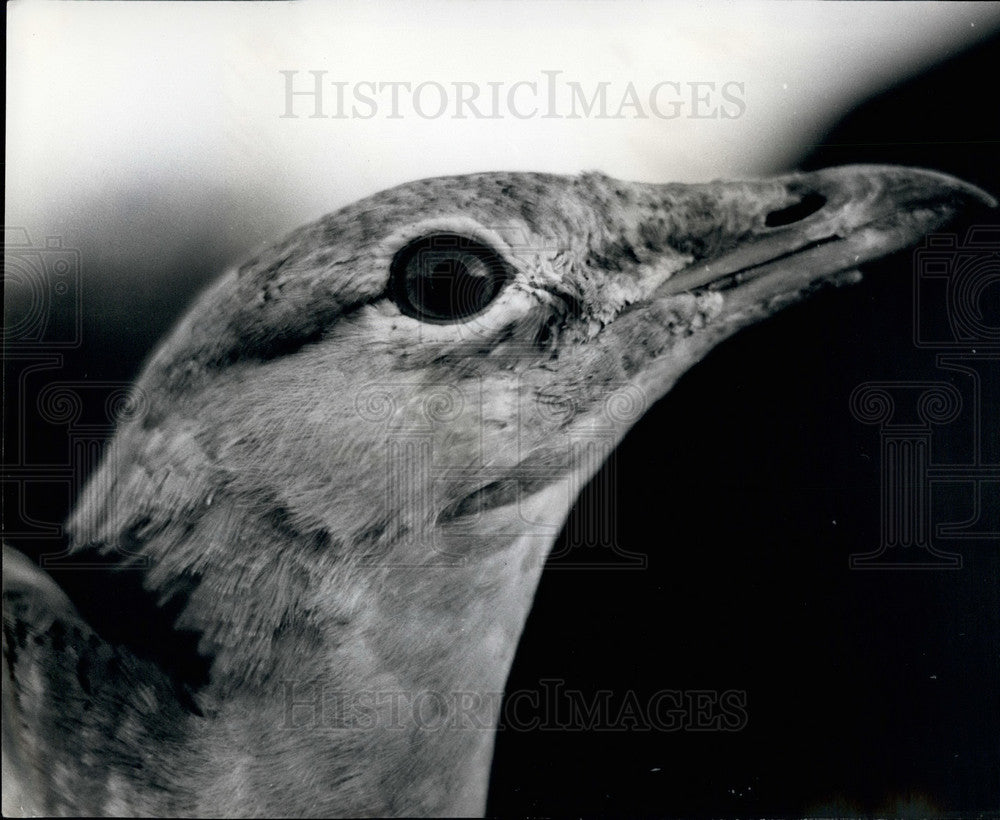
left=390, top=234, right=509, bottom=322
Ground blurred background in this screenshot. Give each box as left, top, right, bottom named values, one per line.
left=6, top=1, right=1000, bottom=815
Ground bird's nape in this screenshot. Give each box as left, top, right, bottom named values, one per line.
left=2, top=164, right=993, bottom=817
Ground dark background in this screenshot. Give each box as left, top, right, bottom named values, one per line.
left=4, top=30, right=999, bottom=819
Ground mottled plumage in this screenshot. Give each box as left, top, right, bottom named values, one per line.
left=2, top=166, right=992, bottom=816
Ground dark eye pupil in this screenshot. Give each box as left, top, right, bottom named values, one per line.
left=392, top=234, right=508, bottom=322
left=432, top=260, right=459, bottom=276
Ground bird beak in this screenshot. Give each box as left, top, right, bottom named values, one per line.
left=595, top=164, right=996, bottom=421
left=654, top=164, right=995, bottom=309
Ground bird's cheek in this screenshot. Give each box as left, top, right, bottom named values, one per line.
left=596, top=292, right=725, bottom=378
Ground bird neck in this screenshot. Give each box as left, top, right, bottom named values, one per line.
left=68, top=415, right=577, bottom=814
left=181, top=486, right=566, bottom=816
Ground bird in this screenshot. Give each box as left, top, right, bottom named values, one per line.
left=2, top=164, right=993, bottom=817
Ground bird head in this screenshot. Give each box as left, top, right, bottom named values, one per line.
left=76, top=166, right=986, bottom=547
left=71, top=166, right=991, bottom=672
left=58, top=164, right=990, bottom=814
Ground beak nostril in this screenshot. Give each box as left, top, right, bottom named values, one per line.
left=765, top=192, right=827, bottom=228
